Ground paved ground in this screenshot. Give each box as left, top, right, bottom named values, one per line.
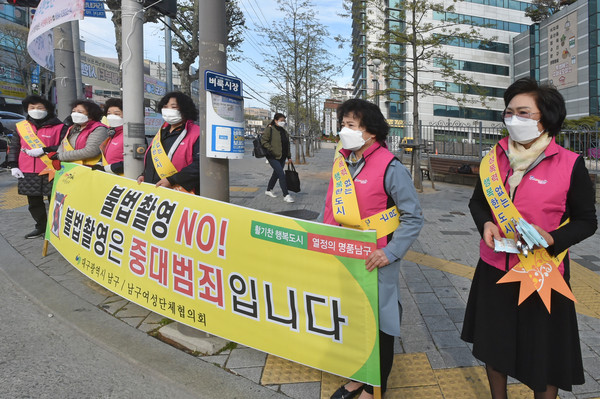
left=1, top=141, right=599, bottom=399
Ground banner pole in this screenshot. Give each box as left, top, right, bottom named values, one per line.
left=42, top=239, right=48, bottom=257
left=374, top=386, right=382, bottom=399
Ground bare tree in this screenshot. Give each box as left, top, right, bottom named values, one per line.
left=351, top=0, right=493, bottom=189
left=0, top=23, right=37, bottom=95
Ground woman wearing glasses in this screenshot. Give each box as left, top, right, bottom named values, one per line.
left=461, top=77, right=597, bottom=398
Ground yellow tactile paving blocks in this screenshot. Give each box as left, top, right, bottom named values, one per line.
left=0, top=185, right=27, bottom=210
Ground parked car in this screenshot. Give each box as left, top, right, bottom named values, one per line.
left=0, top=110, right=25, bottom=135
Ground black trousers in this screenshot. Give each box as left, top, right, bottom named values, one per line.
left=27, top=195, right=49, bottom=230
left=363, top=330, right=395, bottom=394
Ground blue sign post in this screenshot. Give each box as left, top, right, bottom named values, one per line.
left=84, top=0, right=106, bottom=18
left=204, top=71, right=245, bottom=159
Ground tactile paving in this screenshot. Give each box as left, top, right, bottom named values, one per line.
left=384, top=385, right=443, bottom=399
left=0, top=184, right=27, bottom=210
left=320, top=372, right=348, bottom=399
left=434, top=366, right=490, bottom=399
left=387, top=353, right=437, bottom=388
left=260, top=354, right=321, bottom=385
left=230, top=186, right=259, bottom=192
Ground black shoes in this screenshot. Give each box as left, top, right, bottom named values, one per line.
left=24, top=228, right=44, bottom=239
left=330, top=383, right=364, bottom=399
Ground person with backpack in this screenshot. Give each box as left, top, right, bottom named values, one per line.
left=261, top=113, right=294, bottom=203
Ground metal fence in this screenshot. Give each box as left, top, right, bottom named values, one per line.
left=387, top=122, right=600, bottom=172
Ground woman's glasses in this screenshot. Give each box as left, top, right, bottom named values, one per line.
left=502, top=110, right=541, bottom=120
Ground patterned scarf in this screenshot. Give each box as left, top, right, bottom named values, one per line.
left=507, top=133, right=552, bottom=198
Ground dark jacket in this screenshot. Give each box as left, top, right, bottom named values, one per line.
left=261, top=125, right=291, bottom=160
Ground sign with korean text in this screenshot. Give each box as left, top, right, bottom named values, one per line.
left=205, top=70, right=243, bottom=97
left=547, top=11, right=578, bottom=89
left=84, top=0, right=106, bottom=18
left=47, top=164, right=381, bottom=386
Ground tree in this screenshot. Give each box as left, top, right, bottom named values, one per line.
left=0, top=23, right=37, bottom=95
left=106, top=0, right=246, bottom=95
left=351, top=0, right=493, bottom=190
left=253, top=0, right=341, bottom=162
left=525, top=0, right=575, bottom=23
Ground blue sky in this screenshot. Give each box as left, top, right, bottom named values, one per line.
left=79, top=0, right=353, bottom=109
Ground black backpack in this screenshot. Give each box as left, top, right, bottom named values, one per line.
left=252, top=134, right=267, bottom=158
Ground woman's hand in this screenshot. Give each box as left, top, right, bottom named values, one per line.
left=532, top=224, right=555, bottom=247
left=136, top=175, right=145, bottom=185
left=483, top=221, right=501, bottom=249
left=155, top=178, right=172, bottom=188
left=365, top=249, right=390, bottom=272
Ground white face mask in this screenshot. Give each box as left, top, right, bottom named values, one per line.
left=162, top=108, right=182, bottom=125
left=71, top=112, right=89, bottom=125
left=277, top=121, right=286, bottom=127
left=504, top=115, right=544, bottom=144
left=106, top=114, right=124, bottom=128
left=339, top=126, right=368, bottom=151
left=28, top=109, right=48, bottom=120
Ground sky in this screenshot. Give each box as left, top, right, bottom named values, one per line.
left=78, top=0, right=354, bottom=109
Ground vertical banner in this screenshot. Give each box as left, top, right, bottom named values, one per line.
left=26, top=0, right=85, bottom=72
left=547, top=11, right=578, bottom=89
left=47, top=164, right=381, bottom=386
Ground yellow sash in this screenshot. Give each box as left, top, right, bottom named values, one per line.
left=331, top=156, right=400, bottom=239
left=149, top=128, right=193, bottom=194
left=16, top=120, right=57, bottom=181
left=480, top=145, right=575, bottom=312
left=62, top=126, right=102, bottom=166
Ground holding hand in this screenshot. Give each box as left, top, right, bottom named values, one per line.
left=47, top=152, right=59, bottom=161
left=91, top=164, right=105, bottom=171
left=11, top=168, right=24, bottom=179
left=483, top=221, right=502, bottom=249
left=155, top=178, right=172, bottom=188
left=25, top=148, right=45, bottom=157
left=365, top=249, right=390, bottom=272
left=136, top=175, right=145, bottom=185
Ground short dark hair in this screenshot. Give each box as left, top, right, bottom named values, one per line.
left=270, top=112, right=286, bottom=126
left=22, top=94, right=55, bottom=116
left=156, top=91, right=198, bottom=122
left=104, top=98, right=123, bottom=115
left=337, top=99, right=389, bottom=143
left=503, top=77, right=566, bottom=136
left=70, top=99, right=104, bottom=122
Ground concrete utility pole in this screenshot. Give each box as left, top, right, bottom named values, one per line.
left=71, top=20, right=83, bottom=98
left=165, top=16, right=173, bottom=92
left=121, top=0, right=146, bottom=179
left=198, top=0, right=229, bottom=201
left=53, top=23, right=77, bottom=121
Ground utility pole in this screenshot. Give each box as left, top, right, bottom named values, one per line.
left=198, top=0, right=228, bottom=201
left=71, top=20, right=83, bottom=98
left=53, top=23, right=77, bottom=121
left=121, top=0, right=146, bottom=179
left=165, top=16, right=173, bottom=92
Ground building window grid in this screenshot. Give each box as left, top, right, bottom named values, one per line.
left=463, top=0, right=530, bottom=11
left=433, top=104, right=503, bottom=121
left=434, top=11, right=529, bottom=33
left=433, top=58, right=510, bottom=76
left=433, top=80, right=506, bottom=98
left=590, top=0, right=599, bottom=115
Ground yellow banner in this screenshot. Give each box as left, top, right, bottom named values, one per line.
left=47, top=163, right=381, bottom=386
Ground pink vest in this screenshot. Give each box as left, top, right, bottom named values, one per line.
left=17, top=121, right=63, bottom=173
left=145, top=120, right=200, bottom=172
left=67, top=120, right=106, bottom=150
left=102, top=126, right=124, bottom=164
left=323, top=142, right=396, bottom=248
left=480, top=137, right=579, bottom=275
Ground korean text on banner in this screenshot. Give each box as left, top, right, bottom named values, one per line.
left=27, top=0, right=85, bottom=71
left=47, top=163, right=381, bottom=386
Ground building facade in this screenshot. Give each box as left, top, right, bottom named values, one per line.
left=513, top=0, right=600, bottom=118
left=351, top=0, right=535, bottom=137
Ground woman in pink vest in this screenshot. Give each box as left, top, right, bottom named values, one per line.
left=137, top=91, right=200, bottom=194
left=462, top=78, right=597, bottom=398
left=322, top=99, right=424, bottom=399
left=38, top=100, right=108, bottom=165
left=7, top=95, right=64, bottom=239
left=92, top=98, right=124, bottom=174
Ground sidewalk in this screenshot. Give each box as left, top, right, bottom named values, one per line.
left=1, top=142, right=599, bottom=399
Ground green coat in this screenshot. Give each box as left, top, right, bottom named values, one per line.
left=261, top=125, right=291, bottom=159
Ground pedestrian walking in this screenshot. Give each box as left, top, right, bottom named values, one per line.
left=7, top=95, right=64, bottom=238
left=320, top=99, right=424, bottom=399
left=92, top=98, right=124, bottom=175
left=461, top=77, right=598, bottom=399
left=261, top=113, right=294, bottom=203
left=137, top=91, right=200, bottom=194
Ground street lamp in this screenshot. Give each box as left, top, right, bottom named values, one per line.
left=368, top=58, right=381, bottom=107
